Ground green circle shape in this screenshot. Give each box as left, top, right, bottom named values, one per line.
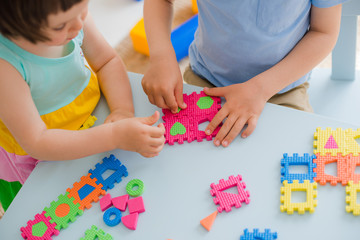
left=126, top=179, right=144, bottom=197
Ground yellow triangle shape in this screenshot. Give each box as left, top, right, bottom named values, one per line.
left=200, top=210, right=218, bottom=231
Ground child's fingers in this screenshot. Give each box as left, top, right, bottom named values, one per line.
left=203, top=86, right=225, bottom=97
left=139, top=111, right=160, bottom=126
left=163, top=93, right=179, bottom=114
left=205, top=108, right=227, bottom=135
left=221, top=117, right=246, bottom=147
left=175, top=84, right=186, bottom=109
left=241, top=117, right=258, bottom=138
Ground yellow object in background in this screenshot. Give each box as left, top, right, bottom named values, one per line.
left=130, top=19, right=149, bottom=56
left=192, top=0, right=198, bottom=13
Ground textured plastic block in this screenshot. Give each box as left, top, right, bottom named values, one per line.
left=122, top=213, right=139, bottom=230
left=67, top=173, right=106, bottom=210
left=280, top=180, right=317, bottom=214
left=240, top=228, right=278, bottom=240
left=200, top=210, right=217, bottom=231
left=128, top=196, right=145, bottom=214
left=103, top=207, right=122, bottom=227
left=130, top=19, right=149, bottom=56
left=89, top=154, right=128, bottom=190
left=112, top=194, right=129, bottom=211
left=80, top=225, right=113, bottom=240
left=163, top=91, right=221, bottom=145
left=313, top=153, right=348, bottom=186
left=346, top=180, right=360, bottom=215
left=20, top=211, right=59, bottom=240
left=281, top=153, right=317, bottom=183
left=210, top=175, right=250, bottom=213
left=126, top=179, right=145, bottom=197
left=100, top=193, right=112, bottom=212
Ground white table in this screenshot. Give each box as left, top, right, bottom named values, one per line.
left=1, top=72, right=359, bottom=239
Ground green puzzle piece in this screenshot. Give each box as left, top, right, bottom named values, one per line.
left=170, top=122, right=186, bottom=136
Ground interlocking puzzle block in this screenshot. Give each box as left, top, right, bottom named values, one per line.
left=130, top=19, right=149, bottom=56
left=103, top=207, right=122, bottom=227
left=79, top=115, right=97, bottom=130
left=126, top=179, right=144, bottom=197
left=345, top=180, right=360, bottom=215
left=44, top=192, right=84, bottom=230
left=112, top=194, right=129, bottom=211
left=89, top=154, right=128, bottom=190
left=346, top=154, right=360, bottom=184
left=210, top=175, right=250, bottom=213
left=192, top=0, right=198, bottom=13
left=240, top=228, right=278, bottom=240
left=280, top=180, right=317, bottom=214
left=122, top=212, right=139, bottom=230
left=200, top=210, right=218, bottom=231
left=20, top=211, right=59, bottom=240
left=100, top=193, right=113, bottom=212
left=163, top=91, right=221, bottom=145
left=313, top=153, right=348, bottom=186
left=281, top=153, right=317, bottom=183
left=128, top=196, right=145, bottom=214
left=80, top=225, right=113, bottom=240
left=67, top=173, right=106, bottom=210
left=314, top=127, right=360, bottom=156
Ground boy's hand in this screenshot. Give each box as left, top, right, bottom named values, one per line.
left=113, top=111, right=165, bottom=158
left=141, top=57, right=187, bottom=113
left=104, top=109, right=134, bottom=123
left=0, top=202, right=4, bottom=219
left=204, top=82, right=267, bottom=147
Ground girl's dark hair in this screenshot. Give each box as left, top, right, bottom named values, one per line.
left=0, top=0, right=83, bottom=43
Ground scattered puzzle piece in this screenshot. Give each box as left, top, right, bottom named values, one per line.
left=240, top=228, right=278, bottom=240
left=345, top=180, right=360, bottom=215
left=128, top=196, right=145, bottom=214
left=280, top=180, right=317, bottom=214
left=210, top=175, right=250, bottom=213
left=100, top=193, right=113, bottom=212
left=103, top=207, right=122, bottom=227
left=80, top=225, right=113, bottom=240
left=126, top=179, right=144, bottom=197
left=122, top=212, right=139, bottom=230
left=281, top=153, right=317, bottom=183
left=112, top=194, right=129, bottom=211
left=200, top=210, right=218, bottom=231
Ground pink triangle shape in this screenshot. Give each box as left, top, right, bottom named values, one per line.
left=122, top=212, right=139, bottom=230
left=324, top=135, right=339, bottom=149
left=112, top=194, right=129, bottom=211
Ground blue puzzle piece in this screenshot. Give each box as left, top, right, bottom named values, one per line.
left=103, top=207, right=122, bottom=227
left=78, top=184, right=96, bottom=201
left=240, top=229, right=278, bottom=240
left=281, top=153, right=317, bottom=183
left=89, top=154, right=128, bottom=191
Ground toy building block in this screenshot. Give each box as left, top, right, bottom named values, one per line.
left=200, top=210, right=218, bottom=231
left=240, top=228, right=278, bottom=240
left=346, top=154, right=360, bottom=184
left=281, top=153, right=317, bottom=183
left=89, top=154, right=128, bottom=191
left=80, top=225, right=113, bottom=240
left=171, top=14, right=198, bottom=61
left=79, top=115, right=97, bottom=130
left=280, top=180, right=317, bottom=214
left=112, top=194, right=129, bottom=211
left=130, top=19, right=149, bottom=56
left=103, top=207, right=122, bottom=227
left=128, top=196, right=145, bottom=214
left=130, top=15, right=198, bottom=61
left=100, top=193, right=112, bottom=212
left=21, top=211, right=59, bottom=240
left=210, top=175, right=250, bottom=213
left=163, top=91, right=221, bottom=145
left=126, top=179, right=145, bottom=197
left=192, top=0, right=198, bottom=13
left=313, top=153, right=348, bottom=186
left=44, top=192, right=84, bottom=230
left=122, top=212, right=139, bottom=230
left=346, top=180, right=360, bottom=215
left=67, top=173, right=106, bottom=210
left=345, top=128, right=360, bottom=156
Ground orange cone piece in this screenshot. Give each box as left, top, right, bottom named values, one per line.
left=200, top=210, right=218, bottom=231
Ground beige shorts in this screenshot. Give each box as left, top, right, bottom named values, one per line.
left=183, top=65, right=313, bottom=112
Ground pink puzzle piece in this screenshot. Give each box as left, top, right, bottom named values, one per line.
left=210, top=175, right=250, bottom=213
left=20, top=211, right=59, bottom=240
left=122, top=213, right=139, bottom=230
left=162, top=91, right=221, bottom=145
left=324, top=135, right=339, bottom=149
left=128, top=196, right=145, bottom=214
left=112, top=194, right=129, bottom=211
left=100, top=193, right=112, bottom=212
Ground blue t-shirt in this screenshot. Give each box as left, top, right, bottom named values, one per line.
left=0, top=31, right=91, bottom=115
left=189, top=0, right=348, bottom=93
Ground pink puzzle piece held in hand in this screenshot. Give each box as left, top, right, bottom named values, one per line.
left=210, top=175, right=250, bottom=213
left=162, top=91, right=221, bottom=145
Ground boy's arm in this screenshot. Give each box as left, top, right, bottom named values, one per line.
left=205, top=4, right=342, bottom=147
left=142, top=0, right=186, bottom=113
left=82, top=14, right=134, bottom=121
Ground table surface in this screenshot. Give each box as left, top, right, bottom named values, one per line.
left=1, top=72, right=360, bottom=239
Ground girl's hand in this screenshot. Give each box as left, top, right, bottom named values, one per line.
left=141, top=56, right=187, bottom=113
left=0, top=202, right=4, bottom=219
left=112, top=111, right=165, bottom=158
left=204, top=82, right=267, bottom=147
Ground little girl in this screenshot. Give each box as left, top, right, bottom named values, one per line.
left=0, top=0, right=165, bottom=216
